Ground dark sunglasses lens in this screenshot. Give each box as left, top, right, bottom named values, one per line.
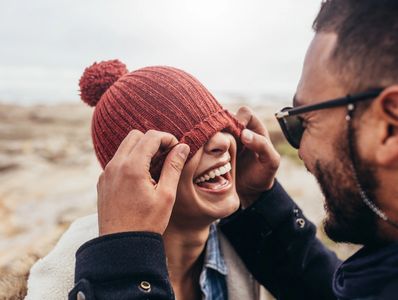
left=281, top=115, right=304, bottom=149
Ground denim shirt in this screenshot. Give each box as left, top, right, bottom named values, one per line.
left=199, top=223, right=228, bottom=300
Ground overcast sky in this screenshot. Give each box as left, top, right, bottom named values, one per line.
left=0, top=0, right=321, bottom=104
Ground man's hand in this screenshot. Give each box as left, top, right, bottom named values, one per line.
left=235, top=106, right=280, bottom=208
left=97, top=129, right=190, bottom=236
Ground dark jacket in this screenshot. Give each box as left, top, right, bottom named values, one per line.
left=68, top=182, right=398, bottom=300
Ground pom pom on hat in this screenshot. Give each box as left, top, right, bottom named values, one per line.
left=79, top=59, right=128, bottom=106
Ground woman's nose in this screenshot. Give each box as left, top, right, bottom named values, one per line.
left=203, top=132, right=230, bottom=156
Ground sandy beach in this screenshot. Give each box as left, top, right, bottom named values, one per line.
left=0, top=102, right=358, bottom=299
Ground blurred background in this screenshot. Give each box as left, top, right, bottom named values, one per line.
left=0, top=0, right=357, bottom=298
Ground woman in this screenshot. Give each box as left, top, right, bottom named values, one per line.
left=25, top=60, right=274, bottom=300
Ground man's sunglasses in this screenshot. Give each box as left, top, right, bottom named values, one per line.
left=274, top=88, right=384, bottom=149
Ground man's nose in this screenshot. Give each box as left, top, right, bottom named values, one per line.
left=203, top=132, right=230, bottom=156
left=298, top=148, right=304, bottom=161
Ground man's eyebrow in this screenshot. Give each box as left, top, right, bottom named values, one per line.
left=293, top=94, right=303, bottom=107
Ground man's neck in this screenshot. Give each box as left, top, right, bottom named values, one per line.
left=375, top=172, right=398, bottom=241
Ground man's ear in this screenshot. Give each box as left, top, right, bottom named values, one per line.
left=375, top=85, right=398, bottom=167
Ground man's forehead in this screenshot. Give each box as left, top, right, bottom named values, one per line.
left=294, top=32, right=345, bottom=107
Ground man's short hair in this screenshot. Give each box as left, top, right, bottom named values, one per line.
left=313, top=0, right=398, bottom=92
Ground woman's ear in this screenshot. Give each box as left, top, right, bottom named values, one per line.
left=375, top=85, right=398, bottom=167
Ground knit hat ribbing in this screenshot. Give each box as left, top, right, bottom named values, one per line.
left=79, top=60, right=244, bottom=180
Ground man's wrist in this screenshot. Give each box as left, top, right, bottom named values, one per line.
left=239, top=178, right=276, bottom=209
left=69, top=231, right=173, bottom=299
left=74, top=231, right=167, bottom=281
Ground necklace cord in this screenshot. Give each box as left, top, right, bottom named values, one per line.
left=346, top=103, right=398, bottom=230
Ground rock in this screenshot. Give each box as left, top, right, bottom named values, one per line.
left=0, top=155, right=19, bottom=173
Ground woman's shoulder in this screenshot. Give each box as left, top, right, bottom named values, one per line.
left=24, top=214, right=98, bottom=300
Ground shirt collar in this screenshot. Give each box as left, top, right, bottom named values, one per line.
left=202, top=223, right=228, bottom=275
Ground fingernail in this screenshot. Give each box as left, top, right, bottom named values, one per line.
left=242, top=129, right=253, bottom=143
left=177, top=144, right=190, bottom=160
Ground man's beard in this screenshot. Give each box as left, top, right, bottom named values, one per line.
left=313, top=127, right=380, bottom=245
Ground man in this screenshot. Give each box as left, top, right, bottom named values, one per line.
left=69, top=0, right=398, bottom=299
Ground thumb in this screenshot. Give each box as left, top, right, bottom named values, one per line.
left=158, top=143, right=190, bottom=192
left=241, top=129, right=280, bottom=165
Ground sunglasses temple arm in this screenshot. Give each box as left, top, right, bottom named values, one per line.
left=276, top=90, right=382, bottom=118
left=275, top=111, right=290, bottom=119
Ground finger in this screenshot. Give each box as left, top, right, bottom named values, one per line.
left=240, top=129, right=280, bottom=164
left=158, top=143, right=190, bottom=194
left=131, top=130, right=179, bottom=168
left=115, top=129, right=144, bottom=156
left=110, top=130, right=144, bottom=163
left=236, top=106, right=268, bottom=137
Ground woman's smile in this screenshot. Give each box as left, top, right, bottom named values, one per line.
left=194, top=161, right=233, bottom=194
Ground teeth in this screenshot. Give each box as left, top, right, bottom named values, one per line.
left=195, top=162, right=231, bottom=184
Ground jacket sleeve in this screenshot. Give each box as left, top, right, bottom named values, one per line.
left=379, top=277, right=398, bottom=300
left=68, top=232, right=174, bottom=300
left=220, top=181, right=341, bottom=300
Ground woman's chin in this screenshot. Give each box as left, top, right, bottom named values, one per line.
left=174, top=185, right=240, bottom=224
left=199, top=193, right=240, bottom=220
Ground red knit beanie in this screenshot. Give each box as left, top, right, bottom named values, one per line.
left=79, top=60, right=244, bottom=180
